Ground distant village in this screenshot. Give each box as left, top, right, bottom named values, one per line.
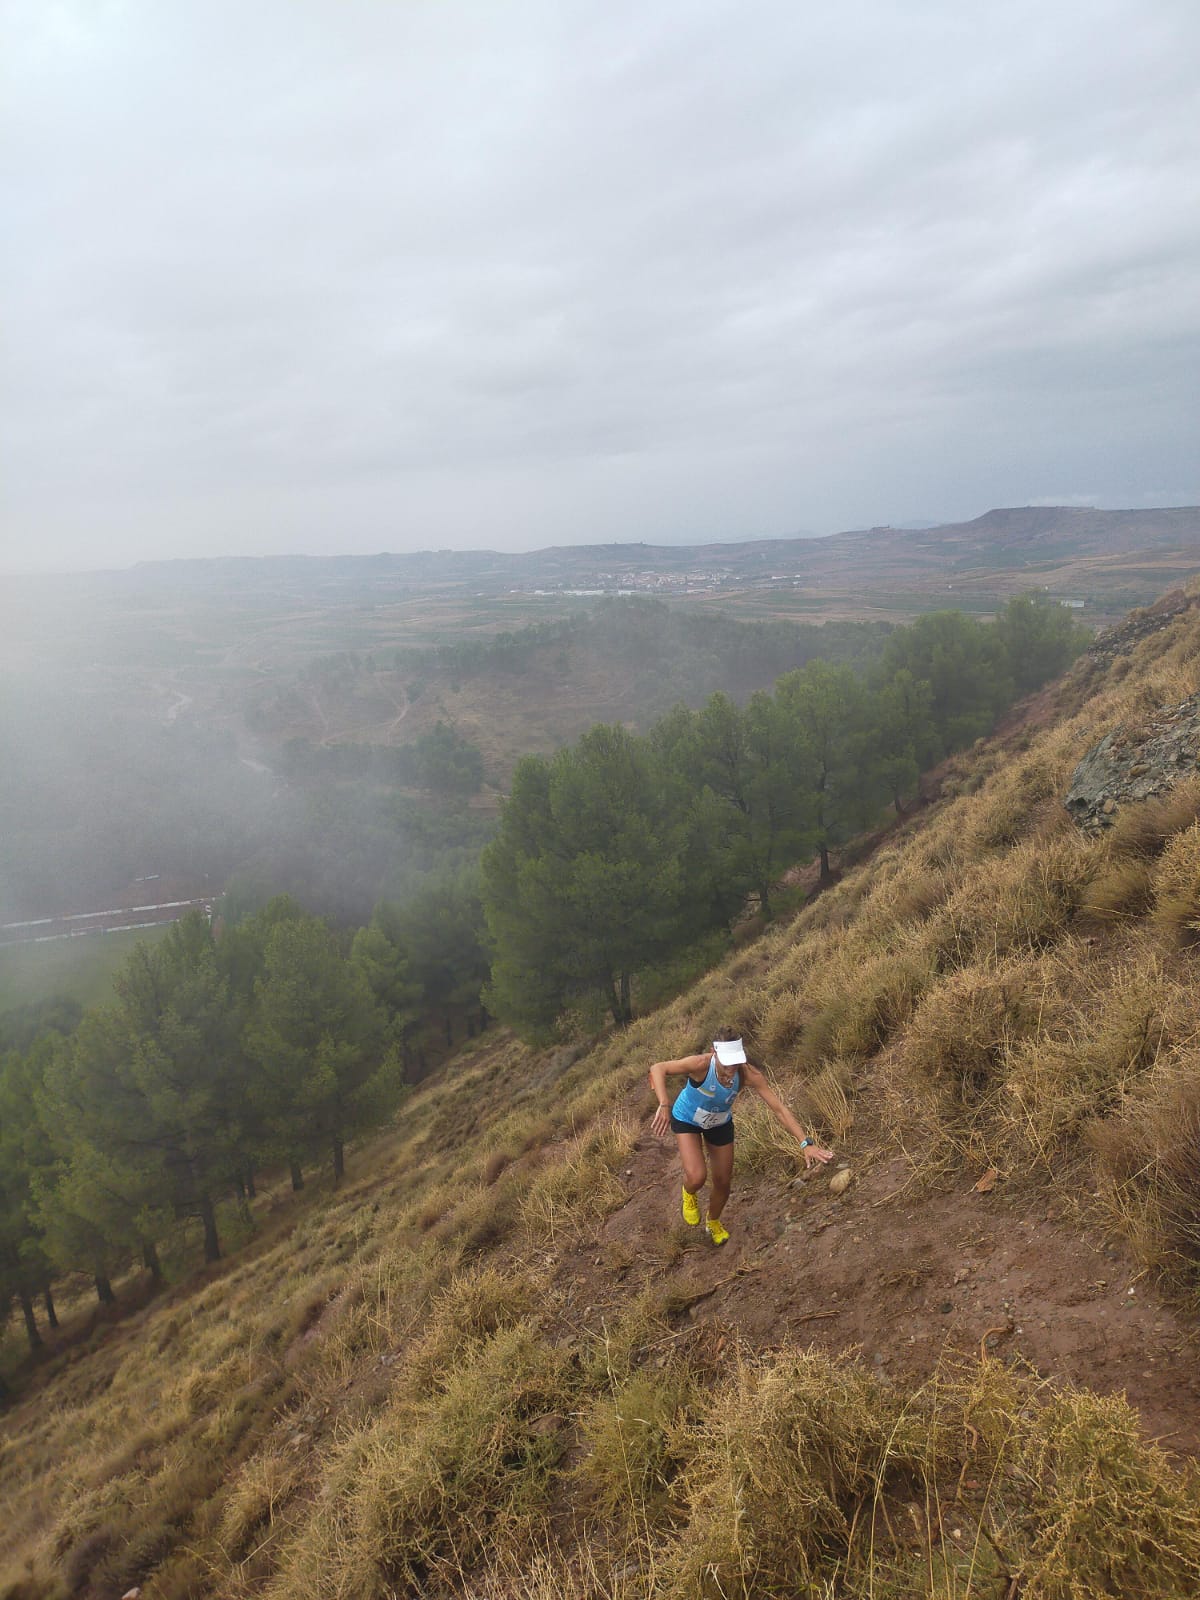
left=524, top=566, right=806, bottom=598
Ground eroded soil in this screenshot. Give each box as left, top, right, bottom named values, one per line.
left=554, top=1095, right=1200, bottom=1458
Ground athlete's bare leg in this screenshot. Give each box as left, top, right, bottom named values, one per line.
left=674, top=1130, right=707, bottom=1198
left=706, top=1140, right=734, bottom=1221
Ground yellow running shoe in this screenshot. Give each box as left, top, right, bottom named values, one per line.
left=705, top=1214, right=730, bottom=1246
left=681, top=1187, right=700, bottom=1226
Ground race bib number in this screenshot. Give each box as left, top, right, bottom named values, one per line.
left=689, top=1107, right=732, bottom=1130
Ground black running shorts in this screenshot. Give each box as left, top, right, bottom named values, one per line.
left=670, top=1115, right=735, bottom=1146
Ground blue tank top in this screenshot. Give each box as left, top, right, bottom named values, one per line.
left=672, top=1055, right=741, bottom=1130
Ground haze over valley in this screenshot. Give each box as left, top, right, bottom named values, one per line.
left=7, top=504, right=1198, bottom=946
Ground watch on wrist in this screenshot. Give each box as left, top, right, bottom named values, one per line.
left=799, top=1137, right=813, bottom=1149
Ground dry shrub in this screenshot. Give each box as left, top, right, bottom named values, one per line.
left=919, top=832, right=1086, bottom=972
left=820, top=946, right=934, bottom=1065
left=756, top=932, right=932, bottom=1074
left=795, top=1058, right=856, bottom=1143
left=1152, top=819, right=1200, bottom=945
left=881, top=867, right=953, bottom=925
left=412, top=1176, right=459, bottom=1232
left=176, top=1354, right=245, bottom=1418
left=405, top=1261, right=545, bottom=1391
left=1108, top=779, right=1200, bottom=859
left=468, top=1542, right=645, bottom=1600
left=575, top=1361, right=698, bottom=1530
left=917, top=824, right=966, bottom=875
left=992, top=834, right=1087, bottom=950
left=1015, top=1387, right=1200, bottom=1598
left=61, top=1527, right=122, bottom=1596
left=273, top=1322, right=570, bottom=1600
left=733, top=1061, right=854, bottom=1178
left=655, top=1350, right=1200, bottom=1599
left=1003, top=950, right=1180, bottom=1161
left=518, top=1112, right=556, bottom=1152
left=754, top=981, right=809, bottom=1058
left=1077, top=857, right=1155, bottom=926
left=482, top=1148, right=514, bottom=1185
left=889, top=957, right=1050, bottom=1158
left=962, top=777, right=1033, bottom=854
left=519, top=1117, right=634, bottom=1245
left=433, top=1172, right=522, bottom=1255
left=217, top=1450, right=305, bottom=1560
left=1088, top=1050, right=1200, bottom=1276
left=659, top=1348, right=932, bottom=1598
left=733, top=1094, right=802, bottom=1179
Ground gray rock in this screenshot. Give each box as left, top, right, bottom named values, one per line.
left=1065, top=694, right=1200, bottom=833
left=1083, top=588, right=1197, bottom=668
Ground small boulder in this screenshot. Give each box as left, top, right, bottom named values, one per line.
left=1064, top=693, right=1200, bottom=833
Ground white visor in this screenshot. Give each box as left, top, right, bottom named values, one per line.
left=713, top=1037, right=747, bottom=1066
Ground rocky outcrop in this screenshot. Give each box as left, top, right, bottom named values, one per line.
left=1065, top=694, right=1200, bottom=832
left=1085, top=588, right=1198, bottom=667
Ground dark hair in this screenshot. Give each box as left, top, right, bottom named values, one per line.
left=713, top=1024, right=741, bottom=1042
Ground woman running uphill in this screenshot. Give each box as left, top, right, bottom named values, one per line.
left=649, top=1028, right=833, bottom=1244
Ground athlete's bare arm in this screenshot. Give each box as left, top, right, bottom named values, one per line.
left=741, top=1062, right=834, bottom=1168
left=648, top=1052, right=710, bottom=1136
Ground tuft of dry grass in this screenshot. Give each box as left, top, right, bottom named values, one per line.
left=575, top=1361, right=698, bottom=1532
left=270, top=1322, right=572, bottom=1600
left=889, top=956, right=1049, bottom=1161
left=658, top=1346, right=936, bottom=1598
left=796, top=1058, right=857, bottom=1143
left=1088, top=1048, right=1200, bottom=1276
left=217, top=1449, right=307, bottom=1564
left=1003, top=947, right=1182, bottom=1162
left=402, top=1260, right=547, bottom=1394
left=1015, top=1385, right=1200, bottom=1597
left=1078, top=857, right=1155, bottom=926
left=1108, top=779, right=1200, bottom=859
left=1152, top=819, right=1200, bottom=945
left=518, top=1116, right=635, bottom=1245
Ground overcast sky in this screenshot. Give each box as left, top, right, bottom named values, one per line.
left=4, top=0, right=1198, bottom=573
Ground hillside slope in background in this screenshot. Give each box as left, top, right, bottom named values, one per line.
left=7, top=505, right=1200, bottom=623
left=6, top=586, right=1200, bottom=1597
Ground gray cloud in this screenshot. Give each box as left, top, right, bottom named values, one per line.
left=3, top=0, right=1198, bottom=570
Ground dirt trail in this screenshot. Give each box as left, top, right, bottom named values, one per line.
left=558, top=1099, right=1200, bottom=1459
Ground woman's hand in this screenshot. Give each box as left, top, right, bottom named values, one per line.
left=651, top=1103, right=672, bottom=1138
left=801, top=1142, right=834, bottom=1169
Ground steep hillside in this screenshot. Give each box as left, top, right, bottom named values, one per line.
left=6, top=590, right=1200, bottom=1598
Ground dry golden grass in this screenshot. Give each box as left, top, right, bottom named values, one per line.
left=14, top=591, right=1200, bottom=1599
left=657, top=1350, right=1200, bottom=1600
left=575, top=1360, right=698, bottom=1530
left=795, top=1057, right=857, bottom=1143
left=1003, top=946, right=1185, bottom=1162
left=1108, top=779, right=1200, bottom=860
left=268, top=1321, right=572, bottom=1600
left=1152, top=818, right=1200, bottom=945
left=888, top=954, right=1055, bottom=1163
left=1088, top=1047, right=1200, bottom=1276
left=1078, top=856, right=1156, bottom=925
left=518, top=1116, right=636, bottom=1245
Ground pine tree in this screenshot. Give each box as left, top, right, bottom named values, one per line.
left=247, top=915, right=392, bottom=1183
left=482, top=726, right=686, bottom=1032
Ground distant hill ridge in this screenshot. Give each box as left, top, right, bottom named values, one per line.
left=19, top=504, right=1197, bottom=591
left=124, top=505, right=1200, bottom=576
